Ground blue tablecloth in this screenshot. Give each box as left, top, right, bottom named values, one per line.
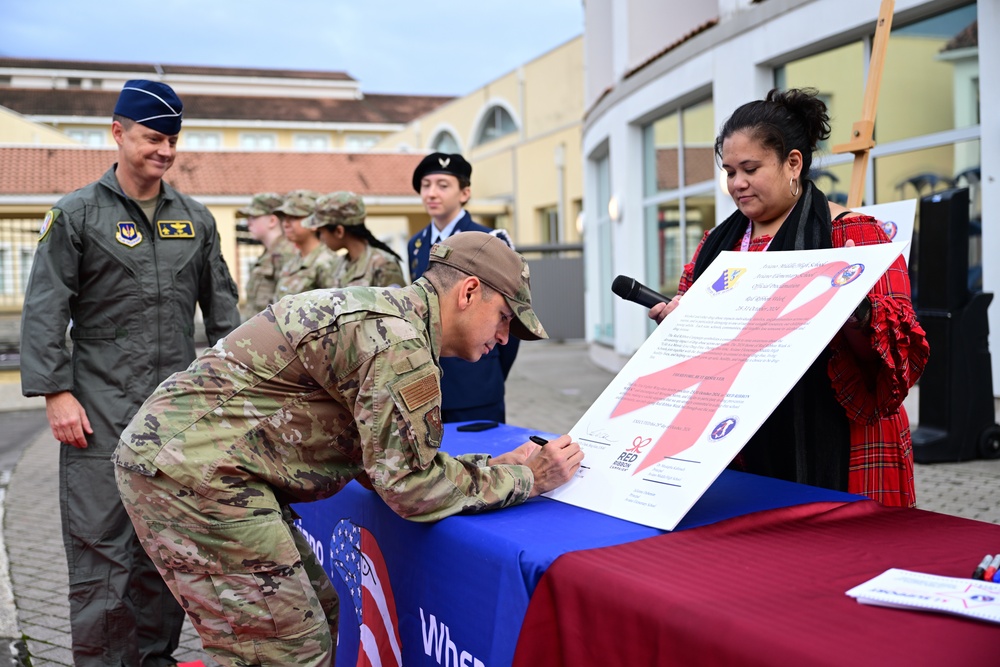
left=293, top=422, right=858, bottom=667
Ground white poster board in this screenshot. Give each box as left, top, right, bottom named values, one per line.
left=856, top=199, right=916, bottom=260
left=547, top=243, right=906, bottom=530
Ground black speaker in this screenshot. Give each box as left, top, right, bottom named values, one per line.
left=915, top=188, right=969, bottom=311
left=912, top=293, right=995, bottom=462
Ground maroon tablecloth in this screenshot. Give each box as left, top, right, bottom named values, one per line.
left=513, top=501, right=1000, bottom=666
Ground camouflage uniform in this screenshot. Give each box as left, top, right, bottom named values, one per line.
left=274, top=189, right=342, bottom=298
left=332, top=244, right=405, bottom=288
left=114, top=278, right=535, bottom=666
left=301, top=191, right=405, bottom=289
left=243, top=235, right=295, bottom=318
left=238, top=192, right=295, bottom=319
left=274, top=243, right=341, bottom=297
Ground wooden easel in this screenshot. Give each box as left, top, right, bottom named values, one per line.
left=832, top=0, right=896, bottom=207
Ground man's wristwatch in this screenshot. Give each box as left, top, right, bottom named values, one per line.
left=847, top=297, right=872, bottom=329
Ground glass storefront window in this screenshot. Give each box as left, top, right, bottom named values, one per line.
left=682, top=100, right=716, bottom=187
left=642, top=98, right=716, bottom=309
left=643, top=111, right=679, bottom=195
left=879, top=4, right=979, bottom=144
left=644, top=193, right=715, bottom=297
left=774, top=42, right=864, bottom=156
left=594, top=154, right=614, bottom=343
left=775, top=3, right=978, bottom=211
left=875, top=138, right=982, bottom=293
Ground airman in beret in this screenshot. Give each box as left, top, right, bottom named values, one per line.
left=407, top=153, right=521, bottom=424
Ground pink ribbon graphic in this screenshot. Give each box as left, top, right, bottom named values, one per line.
left=613, top=261, right=853, bottom=476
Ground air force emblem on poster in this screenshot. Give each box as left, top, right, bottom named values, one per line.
left=832, top=263, right=864, bottom=287
left=880, top=220, right=898, bottom=240
left=709, top=268, right=747, bottom=295
left=115, top=221, right=143, bottom=247
left=157, top=220, right=195, bottom=238
left=710, top=417, right=738, bottom=440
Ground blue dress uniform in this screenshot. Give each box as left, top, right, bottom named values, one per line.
left=408, top=211, right=520, bottom=423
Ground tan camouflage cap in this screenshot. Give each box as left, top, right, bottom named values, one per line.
left=429, top=231, right=547, bottom=341
left=275, top=189, right=320, bottom=218
left=236, top=192, right=284, bottom=218
left=301, top=191, right=367, bottom=230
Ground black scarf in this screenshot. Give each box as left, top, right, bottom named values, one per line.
left=692, top=180, right=849, bottom=492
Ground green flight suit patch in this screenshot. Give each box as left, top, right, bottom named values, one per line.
left=116, top=221, right=143, bottom=247
left=158, top=220, right=195, bottom=238
left=38, top=209, right=59, bottom=242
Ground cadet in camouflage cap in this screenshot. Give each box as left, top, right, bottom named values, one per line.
left=239, top=192, right=296, bottom=319
left=304, top=192, right=406, bottom=289
left=236, top=191, right=284, bottom=218
left=275, top=189, right=320, bottom=218
left=301, top=191, right=366, bottom=230
left=112, top=233, right=582, bottom=664
left=430, top=231, right=547, bottom=341
left=275, top=189, right=341, bottom=297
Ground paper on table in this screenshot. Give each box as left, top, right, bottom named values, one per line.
left=846, top=568, right=1000, bottom=624
left=545, top=243, right=906, bottom=530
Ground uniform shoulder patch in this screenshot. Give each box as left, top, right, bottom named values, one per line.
left=424, top=405, right=442, bottom=435
left=397, top=373, right=439, bottom=413
left=38, top=209, right=60, bottom=241
left=158, top=220, right=195, bottom=238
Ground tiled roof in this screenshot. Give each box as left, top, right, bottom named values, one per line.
left=0, top=88, right=453, bottom=124
left=0, top=57, right=356, bottom=81
left=0, top=147, right=425, bottom=198
left=942, top=20, right=977, bottom=51
left=623, top=18, right=718, bottom=81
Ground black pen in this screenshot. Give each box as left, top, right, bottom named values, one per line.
left=529, top=435, right=548, bottom=446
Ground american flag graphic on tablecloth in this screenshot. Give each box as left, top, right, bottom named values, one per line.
left=331, top=519, right=403, bottom=667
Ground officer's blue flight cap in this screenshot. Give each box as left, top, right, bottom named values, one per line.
left=113, top=79, right=183, bottom=135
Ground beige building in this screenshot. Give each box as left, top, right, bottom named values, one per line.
left=0, top=58, right=449, bottom=152
left=0, top=45, right=588, bottom=342
left=0, top=58, right=456, bottom=313
left=374, top=36, right=585, bottom=247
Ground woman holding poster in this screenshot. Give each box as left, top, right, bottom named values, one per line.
left=649, top=88, right=929, bottom=507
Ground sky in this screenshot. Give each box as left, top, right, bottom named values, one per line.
left=0, top=0, right=584, bottom=96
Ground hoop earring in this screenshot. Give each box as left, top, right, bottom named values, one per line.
left=790, top=178, right=799, bottom=197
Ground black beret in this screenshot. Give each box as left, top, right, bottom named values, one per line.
left=412, top=153, right=472, bottom=192
left=114, top=80, right=183, bottom=135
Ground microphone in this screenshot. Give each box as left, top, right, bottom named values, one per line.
left=611, top=275, right=672, bottom=309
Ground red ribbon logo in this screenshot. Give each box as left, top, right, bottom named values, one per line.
left=613, top=261, right=853, bottom=476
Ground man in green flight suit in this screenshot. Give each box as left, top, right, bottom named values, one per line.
left=19, top=79, right=241, bottom=666
left=114, top=231, right=583, bottom=666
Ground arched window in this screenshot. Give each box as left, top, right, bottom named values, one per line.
left=474, top=105, right=517, bottom=146
left=431, top=131, right=461, bottom=154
